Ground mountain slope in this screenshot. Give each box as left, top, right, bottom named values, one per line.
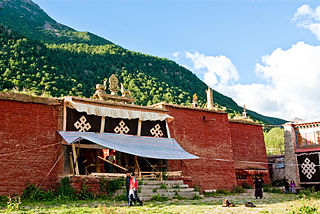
left=0, top=0, right=286, bottom=125
left=0, top=0, right=112, bottom=45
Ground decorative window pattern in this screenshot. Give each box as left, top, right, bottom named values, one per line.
left=297, top=153, right=320, bottom=184
left=301, top=158, right=316, bottom=179
left=114, top=120, right=130, bottom=134
left=141, top=120, right=168, bottom=138
left=104, top=117, right=138, bottom=135
left=150, top=124, right=164, bottom=137
left=66, top=108, right=101, bottom=132
left=74, top=116, right=91, bottom=132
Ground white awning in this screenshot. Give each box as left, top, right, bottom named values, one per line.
left=58, top=131, right=199, bottom=160
left=65, top=97, right=173, bottom=121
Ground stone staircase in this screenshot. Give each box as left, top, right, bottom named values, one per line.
left=114, top=179, right=201, bottom=201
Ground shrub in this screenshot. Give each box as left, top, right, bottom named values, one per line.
left=22, top=184, right=55, bottom=201
left=263, top=186, right=282, bottom=194
left=0, top=195, right=8, bottom=204
left=99, top=177, right=108, bottom=193
left=77, top=184, right=94, bottom=200
left=192, top=194, right=202, bottom=200
left=106, top=178, right=124, bottom=196
left=216, top=189, right=230, bottom=194
left=57, top=177, right=76, bottom=200
left=150, top=194, right=169, bottom=201
left=299, top=187, right=316, bottom=197
left=231, top=186, right=246, bottom=193
left=204, top=189, right=232, bottom=197
left=173, top=185, right=180, bottom=189
left=241, top=182, right=252, bottom=189
left=153, top=188, right=157, bottom=193
left=194, top=184, right=201, bottom=192
left=160, top=184, right=167, bottom=189
left=114, top=194, right=127, bottom=201
left=173, top=194, right=185, bottom=200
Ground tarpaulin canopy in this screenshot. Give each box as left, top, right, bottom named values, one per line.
left=58, top=131, right=199, bottom=160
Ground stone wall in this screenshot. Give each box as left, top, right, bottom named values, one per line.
left=0, top=99, right=64, bottom=195
left=165, top=106, right=237, bottom=191
left=283, top=123, right=300, bottom=187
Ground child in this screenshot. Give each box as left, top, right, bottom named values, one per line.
left=290, top=180, right=296, bottom=193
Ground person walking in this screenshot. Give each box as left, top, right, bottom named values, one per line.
left=128, top=172, right=143, bottom=206
left=284, top=179, right=290, bottom=194
left=254, top=176, right=264, bottom=199
left=290, top=180, right=296, bottom=193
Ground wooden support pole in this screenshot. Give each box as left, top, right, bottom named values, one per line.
left=72, top=143, right=79, bottom=175
left=100, top=116, right=105, bottom=133
left=98, top=156, right=128, bottom=171
left=63, top=100, right=67, bottom=131
left=137, top=119, right=142, bottom=136
left=135, top=155, right=141, bottom=180
left=165, top=119, right=171, bottom=138
left=69, top=152, right=74, bottom=174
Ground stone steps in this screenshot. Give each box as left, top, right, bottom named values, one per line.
left=139, top=184, right=189, bottom=189
left=113, top=179, right=201, bottom=201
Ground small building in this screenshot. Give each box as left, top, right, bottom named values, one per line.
left=267, top=154, right=285, bottom=182
left=284, top=119, right=320, bottom=189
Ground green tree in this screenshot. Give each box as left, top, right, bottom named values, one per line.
left=264, top=127, right=284, bottom=155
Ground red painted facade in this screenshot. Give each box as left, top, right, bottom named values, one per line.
left=0, top=99, right=64, bottom=195
left=229, top=121, right=270, bottom=186
left=164, top=105, right=237, bottom=190
left=0, top=95, right=269, bottom=195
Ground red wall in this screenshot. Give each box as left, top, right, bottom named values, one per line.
left=166, top=106, right=237, bottom=191
left=0, top=100, right=64, bottom=195
left=229, top=122, right=270, bottom=184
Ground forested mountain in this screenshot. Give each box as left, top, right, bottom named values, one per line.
left=0, top=0, right=286, bottom=125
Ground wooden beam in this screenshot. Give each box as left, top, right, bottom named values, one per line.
left=62, top=142, right=105, bottom=150
left=72, top=143, right=79, bottom=175
left=98, top=156, right=128, bottom=171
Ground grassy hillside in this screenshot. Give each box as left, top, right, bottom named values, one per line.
left=0, top=0, right=286, bottom=125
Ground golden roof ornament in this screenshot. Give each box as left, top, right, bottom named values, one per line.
left=192, top=93, right=198, bottom=107
left=93, top=79, right=108, bottom=100
left=120, top=83, right=131, bottom=97
left=206, top=87, right=214, bottom=110
left=109, top=74, right=119, bottom=95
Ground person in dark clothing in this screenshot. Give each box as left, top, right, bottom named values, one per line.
left=254, top=176, right=264, bottom=199
left=284, top=179, right=290, bottom=194
left=125, top=172, right=131, bottom=203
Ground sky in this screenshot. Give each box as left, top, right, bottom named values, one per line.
left=33, top=0, right=320, bottom=121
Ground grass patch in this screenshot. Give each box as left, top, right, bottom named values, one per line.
left=150, top=194, right=169, bottom=201
left=160, top=184, right=167, bottom=190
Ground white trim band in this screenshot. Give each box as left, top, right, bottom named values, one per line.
left=65, top=97, right=173, bottom=121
